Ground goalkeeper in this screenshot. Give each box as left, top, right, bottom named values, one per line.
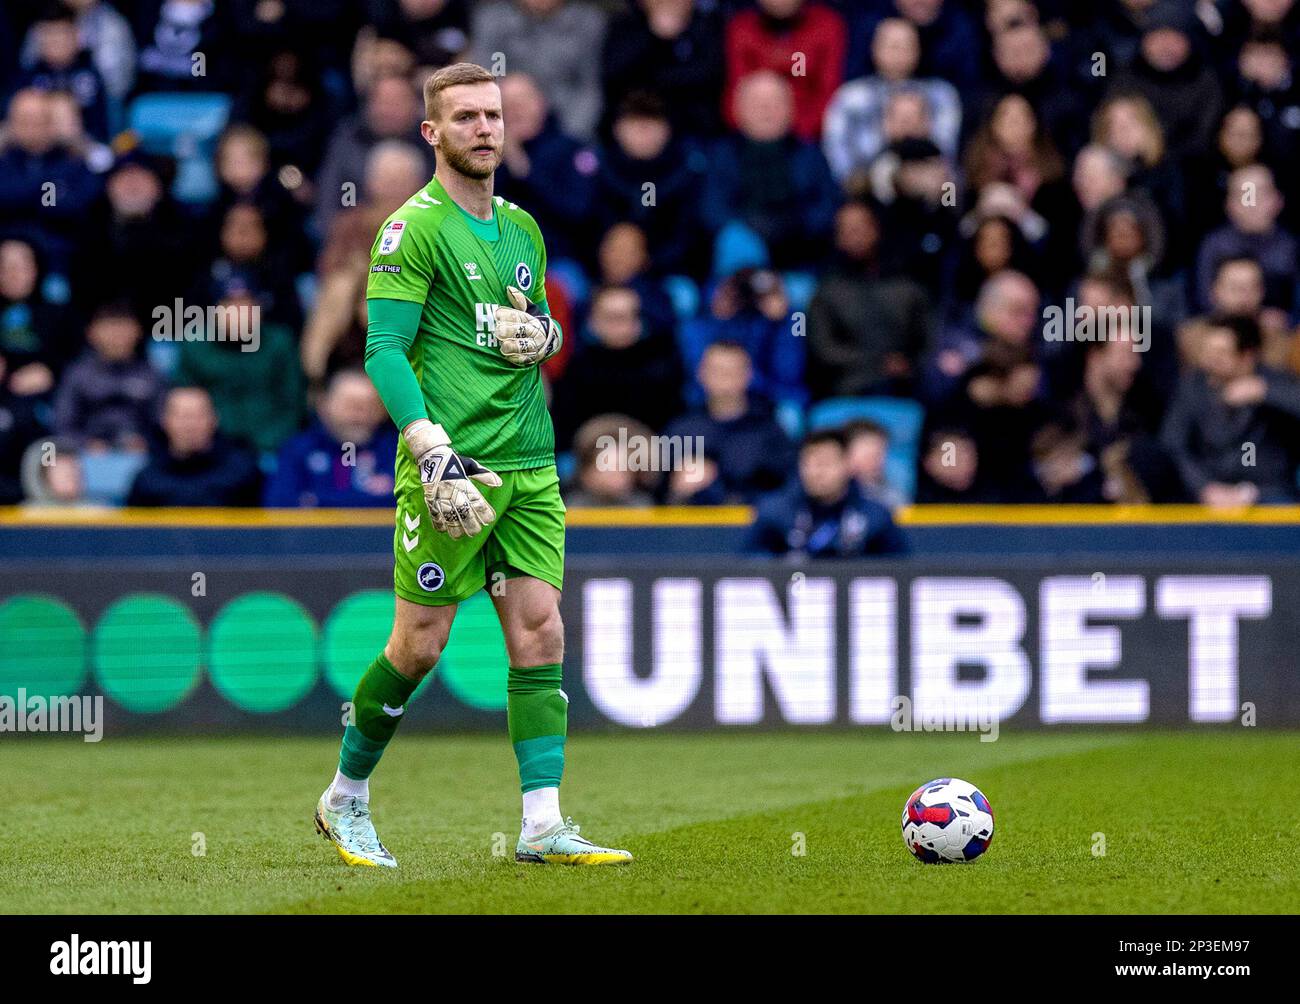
left=313, top=63, right=631, bottom=868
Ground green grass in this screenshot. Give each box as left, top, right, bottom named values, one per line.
left=2, top=730, right=1295, bottom=913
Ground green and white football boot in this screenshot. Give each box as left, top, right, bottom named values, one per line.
left=515, top=817, right=633, bottom=865
left=314, top=789, right=397, bottom=868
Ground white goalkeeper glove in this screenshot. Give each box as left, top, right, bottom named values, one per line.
left=493, top=285, right=561, bottom=366
left=404, top=419, right=502, bottom=539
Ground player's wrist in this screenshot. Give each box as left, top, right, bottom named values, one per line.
left=402, top=419, right=449, bottom=457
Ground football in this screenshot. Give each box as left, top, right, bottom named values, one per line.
left=901, top=777, right=995, bottom=863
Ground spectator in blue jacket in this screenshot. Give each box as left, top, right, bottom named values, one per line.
left=662, top=340, right=796, bottom=503
left=748, top=428, right=909, bottom=557
left=264, top=369, right=397, bottom=507
left=681, top=267, right=807, bottom=412
left=13, top=8, right=110, bottom=141
left=19, top=0, right=137, bottom=103
left=0, top=88, right=103, bottom=274
left=702, top=70, right=839, bottom=271
left=127, top=387, right=262, bottom=507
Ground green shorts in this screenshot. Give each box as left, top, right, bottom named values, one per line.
left=393, top=465, right=566, bottom=605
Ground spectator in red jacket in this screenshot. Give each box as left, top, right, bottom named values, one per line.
left=722, top=0, right=846, bottom=142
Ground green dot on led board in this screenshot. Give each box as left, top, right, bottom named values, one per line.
left=208, top=592, right=318, bottom=713
left=437, top=592, right=509, bottom=711
left=0, top=595, right=86, bottom=700
left=322, top=590, right=432, bottom=701
left=93, top=594, right=201, bottom=713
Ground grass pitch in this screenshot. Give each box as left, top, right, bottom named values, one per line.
left=2, top=730, right=1294, bottom=914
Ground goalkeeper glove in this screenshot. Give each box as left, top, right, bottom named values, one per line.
left=404, top=419, right=502, bottom=539
left=493, top=285, right=561, bottom=366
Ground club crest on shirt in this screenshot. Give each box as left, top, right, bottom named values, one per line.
left=378, top=220, right=406, bottom=255
left=515, top=262, right=532, bottom=290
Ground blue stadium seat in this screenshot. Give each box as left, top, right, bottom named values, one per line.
left=555, top=450, right=576, bottom=487
left=295, top=272, right=318, bottom=316
left=775, top=399, right=805, bottom=441
left=662, top=275, right=700, bottom=320
left=806, top=396, right=925, bottom=503
left=146, top=338, right=179, bottom=377
left=711, top=219, right=768, bottom=277
left=127, top=93, right=232, bottom=204
left=782, top=270, right=817, bottom=314
left=547, top=258, right=590, bottom=309
left=80, top=450, right=149, bottom=506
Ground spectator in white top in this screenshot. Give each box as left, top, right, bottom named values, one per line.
left=822, top=17, right=961, bottom=185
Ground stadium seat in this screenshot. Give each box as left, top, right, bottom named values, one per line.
left=806, top=396, right=925, bottom=503
left=662, top=275, right=700, bottom=320
left=295, top=272, right=318, bottom=316
left=146, top=338, right=180, bottom=377
left=775, top=399, right=805, bottom=441
left=782, top=270, right=817, bottom=314
left=41, top=273, right=72, bottom=305
left=547, top=258, right=590, bottom=309
left=711, top=219, right=769, bottom=277
left=127, top=93, right=233, bottom=204
left=80, top=450, right=149, bottom=506
left=555, top=450, right=576, bottom=487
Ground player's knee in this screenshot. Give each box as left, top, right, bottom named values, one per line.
left=522, top=605, right=564, bottom=663
left=386, top=625, right=448, bottom=679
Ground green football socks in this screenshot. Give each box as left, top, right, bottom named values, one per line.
left=338, top=653, right=420, bottom=781
left=507, top=663, right=567, bottom=793
left=338, top=656, right=568, bottom=793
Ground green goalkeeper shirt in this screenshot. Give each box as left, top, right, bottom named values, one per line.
left=364, top=176, right=558, bottom=483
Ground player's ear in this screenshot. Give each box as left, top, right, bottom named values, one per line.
left=420, top=120, right=438, bottom=147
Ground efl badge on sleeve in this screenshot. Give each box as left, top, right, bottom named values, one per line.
left=379, top=220, right=407, bottom=255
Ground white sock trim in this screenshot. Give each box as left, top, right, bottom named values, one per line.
left=521, top=786, right=562, bottom=838
left=330, top=771, right=369, bottom=805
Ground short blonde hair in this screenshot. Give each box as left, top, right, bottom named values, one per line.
left=1092, top=95, right=1165, bottom=168
left=423, top=62, right=497, bottom=121
left=217, top=123, right=269, bottom=166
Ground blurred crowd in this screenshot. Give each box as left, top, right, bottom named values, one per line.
left=3, top=0, right=1300, bottom=555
